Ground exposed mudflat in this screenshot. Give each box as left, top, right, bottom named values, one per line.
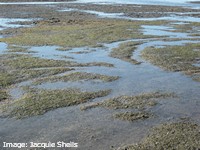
left=0, top=1, right=200, bottom=150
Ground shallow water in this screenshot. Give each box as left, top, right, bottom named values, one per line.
left=59, top=8, right=200, bottom=22
left=141, top=25, right=189, bottom=38
left=125, top=15, right=200, bottom=22
left=75, top=0, right=200, bottom=8
left=27, top=37, right=200, bottom=99
left=60, top=8, right=124, bottom=19
left=1, top=36, right=200, bottom=149
left=77, top=0, right=198, bottom=4
left=0, top=42, right=7, bottom=53
left=0, top=18, right=33, bottom=30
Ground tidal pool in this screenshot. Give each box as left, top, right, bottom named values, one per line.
left=0, top=18, right=33, bottom=29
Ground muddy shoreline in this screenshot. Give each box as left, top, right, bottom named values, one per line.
left=0, top=2, right=200, bottom=19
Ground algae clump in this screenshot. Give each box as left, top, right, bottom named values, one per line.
left=119, top=122, right=200, bottom=150
left=2, top=88, right=111, bottom=119
left=33, top=72, right=119, bottom=85
left=0, top=90, right=9, bottom=101
left=101, top=92, right=174, bottom=110
left=2, top=19, right=160, bottom=48
left=110, top=41, right=141, bottom=64
left=142, top=43, right=200, bottom=81
left=114, top=112, right=151, bottom=121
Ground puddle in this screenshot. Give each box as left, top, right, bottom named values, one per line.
left=60, top=8, right=124, bottom=18
left=35, top=80, right=113, bottom=92
left=124, top=15, right=200, bottom=22
left=141, top=25, right=189, bottom=38
left=193, top=63, right=200, bottom=67
left=29, top=46, right=105, bottom=62
left=0, top=18, right=33, bottom=29
left=0, top=42, right=7, bottom=54
left=30, top=45, right=123, bottom=65
left=59, top=8, right=79, bottom=12
left=59, top=8, right=200, bottom=22
left=30, top=46, right=65, bottom=60
left=171, top=22, right=190, bottom=25
left=9, top=87, right=24, bottom=100
left=75, top=0, right=200, bottom=7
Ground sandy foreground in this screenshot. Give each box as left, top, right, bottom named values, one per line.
left=0, top=1, right=200, bottom=150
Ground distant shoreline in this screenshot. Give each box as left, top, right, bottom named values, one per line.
left=0, top=0, right=75, bottom=2
left=189, top=1, right=200, bottom=3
